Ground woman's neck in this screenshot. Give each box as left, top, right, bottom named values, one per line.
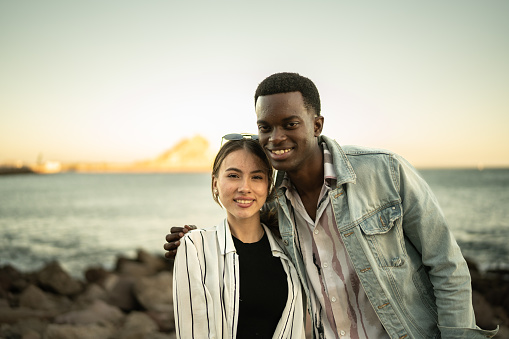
left=227, top=216, right=264, bottom=243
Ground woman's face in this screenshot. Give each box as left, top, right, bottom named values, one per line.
left=213, top=149, right=269, bottom=225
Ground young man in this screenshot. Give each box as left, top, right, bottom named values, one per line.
left=166, top=73, right=498, bottom=339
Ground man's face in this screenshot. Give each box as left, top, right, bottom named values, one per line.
left=255, top=91, right=323, bottom=173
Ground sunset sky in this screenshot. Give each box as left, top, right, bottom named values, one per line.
left=1, top=1, right=508, bottom=168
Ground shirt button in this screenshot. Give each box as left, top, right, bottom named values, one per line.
left=283, top=239, right=289, bottom=245
left=331, top=297, right=337, bottom=302
left=314, top=229, right=319, bottom=235
left=340, top=330, right=346, bottom=336
left=323, top=263, right=328, bottom=268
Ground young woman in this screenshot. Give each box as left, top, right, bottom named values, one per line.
left=172, top=136, right=305, bottom=339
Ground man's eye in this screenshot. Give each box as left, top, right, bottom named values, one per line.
left=286, top=122, right=299, bottom=128
left=258, top=125, right=270, bottom=132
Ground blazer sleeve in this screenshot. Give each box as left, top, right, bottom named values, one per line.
left=173, top=233, right=217, bottom=339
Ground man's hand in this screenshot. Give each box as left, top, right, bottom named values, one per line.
left=164, top=225, right=197, bottom=259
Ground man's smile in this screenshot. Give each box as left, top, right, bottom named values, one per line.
left=271, top=149, right=292, bottom=155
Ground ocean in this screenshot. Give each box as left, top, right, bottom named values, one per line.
left=1, top=169, right=508, bottom=278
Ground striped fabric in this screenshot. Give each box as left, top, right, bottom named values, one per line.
left=173, top=219, right=306, bottom=339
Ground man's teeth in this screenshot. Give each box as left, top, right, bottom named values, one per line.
left=236, top=200, right=253, bottom=204
left=272, top=149, right=291, bottom=155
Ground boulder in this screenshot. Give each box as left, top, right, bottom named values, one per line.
left=74, top=283, right=107, bottom=307
left=84, top=266, right=111, bottom=287
left=0, top=265, right=30, bottom=295
left=134, top=271, right=172, bottom=312
left=19, top=284, right=71, bottom=312
left=146, top=310, right=175, bottom=332
left=106, top=275, right=140, bottom=311
left=116, top=257, right=155, bottom=277
left=137, top=249, right=168, bottom=273
left=54, top=299, right=124, bottom=326
left=116, top=311, right=159, bottom=339
left=44, top=323, right=116, bottom=339
left=0, top=318, right=48, bottom=339
left=36, top=262, right=82, bottom=296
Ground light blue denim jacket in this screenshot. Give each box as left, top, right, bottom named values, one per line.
left=273, top=135, right=498, bottom=339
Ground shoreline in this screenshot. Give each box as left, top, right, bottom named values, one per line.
left=1, top=251, right=508, bottom=338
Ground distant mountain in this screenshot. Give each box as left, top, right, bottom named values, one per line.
left=133, top=135, right=215, bottom=172
left=59, top=135, right=216, bottom=173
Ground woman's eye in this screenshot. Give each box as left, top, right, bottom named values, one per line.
left=227, top=173, right=239, bottom=178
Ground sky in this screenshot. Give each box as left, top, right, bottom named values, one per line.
left=1, top=1, right=508, bottom=168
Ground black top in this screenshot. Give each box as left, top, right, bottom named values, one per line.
left=232, top=231, right=289, bottom=338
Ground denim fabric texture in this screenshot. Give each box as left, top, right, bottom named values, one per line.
left=272, top=135, right=498, bottom=339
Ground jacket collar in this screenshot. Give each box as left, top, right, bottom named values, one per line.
left=274, top=134, right=356, bottom=191
left=217, top=218, right=237, bottom=255
left=217, top=218, right=288, bottom=258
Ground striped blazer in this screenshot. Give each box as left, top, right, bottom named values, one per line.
left=173, top=219, right=306, bottom=339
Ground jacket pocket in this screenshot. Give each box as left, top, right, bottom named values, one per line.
left=358, top=203, right=405, bottom=267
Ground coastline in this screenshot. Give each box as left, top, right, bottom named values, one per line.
left=0, top=251, right=507, bottom=338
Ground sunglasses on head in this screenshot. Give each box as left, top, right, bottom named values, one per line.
left=221, top=133, right=259, bottom=146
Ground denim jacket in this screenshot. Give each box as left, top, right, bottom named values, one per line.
left=273, top=135, right=498, bottom=339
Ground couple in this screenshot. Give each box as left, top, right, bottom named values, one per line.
left=167, top=72, right=498, bottom=339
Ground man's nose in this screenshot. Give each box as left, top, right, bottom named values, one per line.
left=269, top=128, right=286, bottom=144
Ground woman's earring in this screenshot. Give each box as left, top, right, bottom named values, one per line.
left=214, top=189, right=219, bottom=197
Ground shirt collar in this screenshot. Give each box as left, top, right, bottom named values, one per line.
left=280, top=141, right=337, bottom=191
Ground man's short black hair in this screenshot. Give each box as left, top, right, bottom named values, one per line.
left=254, top=72, right=321, bottom=116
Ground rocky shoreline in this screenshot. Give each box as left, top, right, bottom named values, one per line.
left=0, top=251, right=507, bottom=339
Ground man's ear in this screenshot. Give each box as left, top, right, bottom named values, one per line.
left=314, top=115, right=324, bottom=137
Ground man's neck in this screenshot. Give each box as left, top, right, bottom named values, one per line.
left=286, top=147, right=324, bottom=220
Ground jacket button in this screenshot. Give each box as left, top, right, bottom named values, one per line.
left=283, top=239, right=289, bottom=245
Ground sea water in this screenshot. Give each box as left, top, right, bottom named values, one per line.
left=0, top=169, right=508, bottom=278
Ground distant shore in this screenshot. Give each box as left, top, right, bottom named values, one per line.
left=0, top=251, right=508, bottom=338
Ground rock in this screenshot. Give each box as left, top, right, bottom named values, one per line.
left=1, top=318, right=48, bottom=339
left=44, top=323, right=116, bottom=339
left=137, top=249, right=168, bottom=273
left=146, top=310, right=175, bottom=332
left=84, top=266, right=111, bottom=286
left=22, top=329, right=41, bottom=339
left=54, top=299, right=124, bottom=326
left=116, top=257, right=155, bottom=277
left=106, top=275, right=140, bottom=311
left=134, top=272, right=172, bottom=312
left=0, top=265, right=29, bottom=295
left=36, top=262, right=83, bottom=296
left=116, top=311, right=159, bottom=339
left=74, top=283, right=107, bottom=307
left=19, top=284, right=71, bottom=312
left=0, top=306, right=51, bottom=324
left=472, top=290, right=498, bottom=329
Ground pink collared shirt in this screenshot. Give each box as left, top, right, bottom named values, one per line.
left=281, top=143, right=389, bottom=339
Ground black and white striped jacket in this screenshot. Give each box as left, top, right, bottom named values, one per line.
left=173, top=218, right=306, bottom=339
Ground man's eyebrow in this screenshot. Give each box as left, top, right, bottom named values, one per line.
left=257, top=115, right=302, bottom=124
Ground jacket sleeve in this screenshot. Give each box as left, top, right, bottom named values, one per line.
left=395, top=155, right=498, bottom=337
left=173, top=233, right=217, bottom=339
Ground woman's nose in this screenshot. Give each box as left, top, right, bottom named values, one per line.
left=238, top=178, right=251, bottom=193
